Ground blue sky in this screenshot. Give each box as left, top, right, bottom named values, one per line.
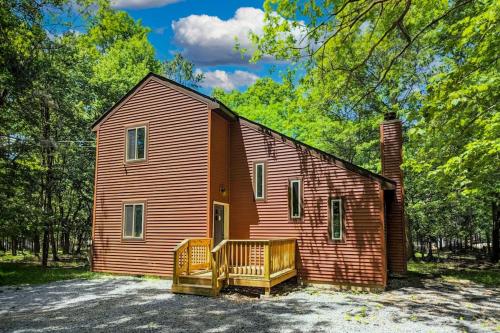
left=112, top=0, right=284, bottom=93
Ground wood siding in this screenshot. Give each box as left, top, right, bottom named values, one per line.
left=381, top=120, right=407, bottom=275
left=208, top=110, right=231, bottom=238
left=229, top=119, right=386, bottom=287
left=92, top=77, right=209, bottom=276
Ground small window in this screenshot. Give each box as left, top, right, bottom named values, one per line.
left=126, top=126, right=146, bottom=161
left=330, top=198, right=343, bottom=240
left=254, top=162, right=265, bottom=200
left=290, top=180, right=301, bottom=218
left=123, top=203, right=144, bottom=239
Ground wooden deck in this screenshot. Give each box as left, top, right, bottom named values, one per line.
left=172, top=238, right=297, bottom=296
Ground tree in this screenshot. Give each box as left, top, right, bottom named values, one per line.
left=164, top=53, right=204, bottom=88
left=0, top=0, right=162, bottom=266
left=244, top=0, right=499, bottom=260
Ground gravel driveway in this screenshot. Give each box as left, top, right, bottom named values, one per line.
left=0, top=276, right=498, bottom=333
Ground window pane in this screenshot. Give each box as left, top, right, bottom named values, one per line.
left=127, top=129, right=136, bottom=160
left=124, top=205, right=134, bottom=237
left=136, top=127, right=145, bottom=159
left=134, top=205, right=143, bottom=238
left=256, top=164, right=263, bottom=198
left=332, top=200, right=341, bottom=239
left=292, top=181, right=300, bottom=217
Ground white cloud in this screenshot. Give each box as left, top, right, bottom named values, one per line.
left=197, top=69, right=259, bottom=91
left=111, top=0, right=180, bottom=9
left=172, top=7, right=273, bottom=66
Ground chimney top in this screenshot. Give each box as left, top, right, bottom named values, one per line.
left=384, top=112, right=397, bottom=121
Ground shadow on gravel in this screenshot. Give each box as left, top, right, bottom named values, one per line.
left=1, top=275, right=499, bottom=333
left=1, top=278, right=334, bottom=332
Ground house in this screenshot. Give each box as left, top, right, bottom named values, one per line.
left=91, top=72, right=406, bottom=296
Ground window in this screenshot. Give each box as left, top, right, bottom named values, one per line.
left=290, top=180, right=301, bottom=218
left=123, top=203, right=144, bottom=239
left=254, top=162, right=265, bottom=200
left=330, top=198, right=343, bottom=240
left=126, top=126, right=146, bottom=161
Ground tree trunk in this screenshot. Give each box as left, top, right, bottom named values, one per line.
left=427, top=240, right=433, bottom=259
left=40, top=97, right=55, bottom=268
left=33, top=233, right=40, bottom=256
left=76, top=231, right=84, bottom=255
left=50, top=224, right=58, bottom=261
left=11, top=237, right=17, bottom=256
left=62, top=219, right=70, bottom=255
left=41, top=227, right=49, bottom=267
left=486, top=232, right=491, bottom=255
left=492, top=200, right=499, bottom=263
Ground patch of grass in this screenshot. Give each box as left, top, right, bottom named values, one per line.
left=0, top=251, right=97, bottom=286
left=408, top=260, right=500, bottom=287
left=0, top=262, right=98, bottom=286
left=0, top=251, right=37, bottom=263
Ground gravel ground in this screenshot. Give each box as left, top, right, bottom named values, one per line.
left=0, top=276, right=498, bottom=333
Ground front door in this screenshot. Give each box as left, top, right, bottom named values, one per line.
left=213, top=204, right=225, bottom=246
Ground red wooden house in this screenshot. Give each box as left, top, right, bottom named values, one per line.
left=91, top=73, right=406, bottom=296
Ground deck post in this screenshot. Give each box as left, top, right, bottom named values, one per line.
left=208, top=238, right=213, bottom=270
left=173, top=250, right=178, bottom=285
left=187, top=240, right=191, bottom=275
left=264, top=241, right=270, bottom=280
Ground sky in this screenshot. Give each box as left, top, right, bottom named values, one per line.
left=110, top=0, right=285, bottom=93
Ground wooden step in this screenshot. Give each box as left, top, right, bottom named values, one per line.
left=179, top=275, right=212, bottom=286
left=172, top=283, right=218, bottom=297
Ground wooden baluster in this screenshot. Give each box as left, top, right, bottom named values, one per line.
left=251, top=243, right=255, bottom=275
left=239, top=243, right=242, bottom=275
left=241, top=242, right=244, bottom=275
left=231, top=242, right=236, bottom=274
left=260, top=243, right=263, bottom=275
left=244, top=242, right=248, bottom=275
left=234, top=242, right=237, bottom=274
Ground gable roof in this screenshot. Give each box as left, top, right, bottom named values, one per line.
left=91, top=72, right=395, bottom=189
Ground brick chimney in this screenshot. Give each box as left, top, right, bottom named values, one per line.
left=380, top=113, right=407, bottom=276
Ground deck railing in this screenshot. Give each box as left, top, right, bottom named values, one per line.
left=172, top=238, right=212, bottom=284
left=173, top=237, right=296, bottom=295
left=211, top=239, right=296, bottom=281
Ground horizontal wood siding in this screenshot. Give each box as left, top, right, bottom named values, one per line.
left=381, top=120, right=407, bottom=275
left=92, top=78, right=209, bottom=276
left=209, top=111, right=231, bottom=237
left=230, top=120, right=386, bottom=286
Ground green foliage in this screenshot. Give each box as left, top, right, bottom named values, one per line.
left=0, top=1, right=162, bottom=263
left=164, top=53, right=204, bottom=88
left=225, top=0, right=500, bottom=254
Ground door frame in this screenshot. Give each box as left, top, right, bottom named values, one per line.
left=212, top=201, right=229, bottom=242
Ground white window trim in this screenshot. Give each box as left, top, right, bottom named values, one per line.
left=290, top=179, right=301, bottom=218
left=125, top=126, right=147, bottom=162
left=330, top=198, right=343, bottom=240
left=123, top=203, right=144, bottom=239
left=255, top=162, right=265, bottom=200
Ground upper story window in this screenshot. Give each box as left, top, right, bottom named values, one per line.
left=123, top=202, right=144, bottom=239
left=290, top=179, right=302, bottom=219
left=126, top=126, right=146, bottom=161
left=330, top=198, right=343, bottom=240
left=254, top=162, right=266, bottom=200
